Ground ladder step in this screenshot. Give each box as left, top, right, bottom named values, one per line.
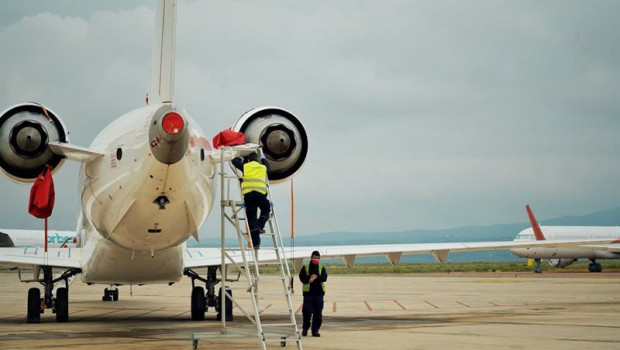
left=254, top=292, right=289, bottom=296
left=256, top=247, right=282, bottom=252
left=261, top=323, right=297, bottom=328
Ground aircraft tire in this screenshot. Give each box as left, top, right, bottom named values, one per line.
left=27, top=288, right=41, bottom=323
left=56, top=287, right=69, bottom=322
left=191, top=286, right=206, bottom=321
left=216, top=286, right=233, bottom=321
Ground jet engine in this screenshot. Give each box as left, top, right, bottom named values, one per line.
left=233, top=107, right=308, bottom=183
left=0, top=103, right=68, bottom=183
left=548, top=258, right=577, bottom=268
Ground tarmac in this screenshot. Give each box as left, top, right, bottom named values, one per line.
left=0, top=270, right=619, bottom=349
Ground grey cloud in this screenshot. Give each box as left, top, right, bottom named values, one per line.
left=1, top=1, right=619, bottom=238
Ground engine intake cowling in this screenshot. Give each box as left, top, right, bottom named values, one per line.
left=548, top=258, right=577, bottom=268
left=0, top=103, right=68, bottom=183
left=233, top=107, right=308, bottom=183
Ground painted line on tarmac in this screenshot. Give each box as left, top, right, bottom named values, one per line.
left=72, top=308, right=124, bottom=321
left=393, top=299, right=406, bottom=310
left=296, top=304, right=302, bottom=314
left=363, top=301, right=372, bottom=311
left=333, top=302, right=337, bottom=313
left=456, top=301, right=470, bottom=308
left=424, top=300, right=439, bottom=309
left=259, top=304, right=272, bottom=315
left=121, top=307, right=167, bottom=319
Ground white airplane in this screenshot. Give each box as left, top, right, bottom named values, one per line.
left=0, top=229, right=76, bottom=248
left=0, top=0, right=616, bottom=324
left=510, top=205, right=620, bottom=273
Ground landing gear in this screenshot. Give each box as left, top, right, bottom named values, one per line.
left=102, top=286, right=119, bottom=301
left=27, top=288, right=41, bottom=323
left=534, top=258, right=543, bottom=273
left=55, top=288, right=69, bottom=322
left=184, top=266, right=234, bottom=321
left=588, top=259, right=602, bottom=273
left=24, top=267, right=80, bottom=323
left=191, top=286, right=206, bottom=321
left=216, top=286, right=233, bottom=322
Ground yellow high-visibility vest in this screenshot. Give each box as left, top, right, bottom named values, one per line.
left=302, top=263, right=326, bottom=293
left=242, top=161, right=268, bottom=195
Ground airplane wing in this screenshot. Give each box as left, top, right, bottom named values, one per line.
left=0, top=247, right=81, bottom=269
left=183, top=238, right=617, bottom=270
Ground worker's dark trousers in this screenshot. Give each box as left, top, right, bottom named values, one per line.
left=302, top=294, right=324, bottom=334
left=243, top=191, right=270, bottom=248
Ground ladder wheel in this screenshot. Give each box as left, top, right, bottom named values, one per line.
left=193, top=339, right=198, bottom=349
left=280, top=336, right=286, bottom=347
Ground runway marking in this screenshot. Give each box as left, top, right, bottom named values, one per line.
left=489, top=302, right=501, bottom=306
left=363, top=301, right=372, bottom=311
left=172, top=310, right=190, bottom=319
left=333, top=302, right=337, bottom=313
left=73, top=309, right=124, bottom=321
left=424, top=300, right=439, bottom=309
left=296, top=304, right=302, bottom=314
left=121, top=307, right=167, bottom=319
left=393, top=299, right=406, bottom=310
left=259, top=304, right=272, bottom=315
left=456, top=301, right=470, bottom=308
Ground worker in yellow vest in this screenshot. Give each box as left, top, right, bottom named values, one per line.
left=232, top=152, right=271, bottom=249
left=298, top=250, right=328, bottom=337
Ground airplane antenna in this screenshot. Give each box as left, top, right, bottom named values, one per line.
left=149, top=0, right=177, bottom=104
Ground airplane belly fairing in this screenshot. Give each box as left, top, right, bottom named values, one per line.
left=81, top=235, right=184, bottom=284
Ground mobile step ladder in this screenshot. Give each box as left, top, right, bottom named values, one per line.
left=191, top=145, right=302, bottom=350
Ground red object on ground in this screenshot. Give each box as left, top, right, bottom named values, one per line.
left=213, top=129, right=245, bottom=148
left=28, top=165, right=55, bottom=219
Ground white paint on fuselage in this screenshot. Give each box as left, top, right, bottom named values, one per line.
left=510, top=226, right=620, bottom=259
left=77, top=103, right=216, bottom=284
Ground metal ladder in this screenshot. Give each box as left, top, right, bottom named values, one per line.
left=191, top=145, right=302, bottom=350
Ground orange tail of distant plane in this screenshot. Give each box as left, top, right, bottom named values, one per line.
left=526, top=204, right=546, bottom=241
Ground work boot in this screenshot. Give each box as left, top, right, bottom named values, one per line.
left=301, top=329, right=308, bottom=337
left=312, top=332, right=321, bottom=337
left=259, top=229, right=265, bottom=234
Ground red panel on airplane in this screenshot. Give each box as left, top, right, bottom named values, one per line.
left=162, top=112, right=184, bottom=134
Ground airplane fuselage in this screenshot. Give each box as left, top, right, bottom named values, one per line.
left=77, top=103, right=216, bottom=284
left=510, top=226, right=620, bottom=259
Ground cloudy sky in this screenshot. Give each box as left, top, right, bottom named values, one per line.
left=1, top=0, right=619, bottom=240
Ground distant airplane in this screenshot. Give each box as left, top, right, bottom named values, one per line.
left=0, top=0, right=615, bottom=324
left=510, top=205, right=620, bottom=273
left=0, top=229, right=76, bottom=248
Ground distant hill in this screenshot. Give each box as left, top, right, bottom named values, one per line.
left=188, top=206, right=620, bottom=263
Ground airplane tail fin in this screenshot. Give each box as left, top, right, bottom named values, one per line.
left=526, top=204, right=546, bottom=240
left=149, top=0, right=177, bottom=104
